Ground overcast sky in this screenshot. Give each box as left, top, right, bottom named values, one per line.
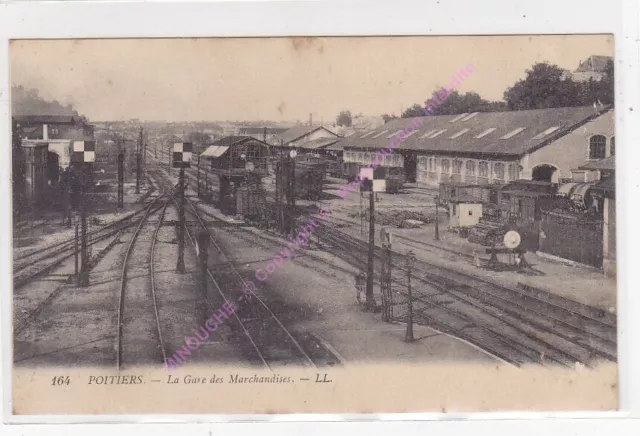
left=10, top=35, right=613, bottom=123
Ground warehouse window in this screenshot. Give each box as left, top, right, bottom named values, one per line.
left=428, top=157, right=435, bottom=171
left=452, top=159, right=463, bottom=174
left=387, top=130, right=403, bottom=138
left=508, top=163, right=519, bottom=181
left=449, top=113, right=469, bottom=123
left=493, top=163, right=505, bottom=180
left=429, top=129, right=447, bottom=138
left=465, top=160, right=476, bottom=176
left=371, top=130, right=389, bottom=139
left=441, top=159, right=451, bottom=174
left=532, top=126, right=560, bottom=140
left=500, top=127, right=526, bottom=140
left=460, top=112, right=479, bottom=122
left=449, top=128, right=470, bottom=139
left=403, top=130, right=419, bottom=139
left=589, top=135, right=606, bottom=160
left=475, top=128, right=496, bottom=139
left=419, top=129, right=438, bottom=139
left=478, top=161, right=489, bottom=177
left=610, top=136, right=615, bottom=156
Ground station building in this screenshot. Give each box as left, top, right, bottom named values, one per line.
left=337, top=106, right=613, bottom=186
left=13, top=115, right=95, bottom=210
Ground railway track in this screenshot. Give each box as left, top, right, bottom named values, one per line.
left=149, top=163, right=338, bottom=369
left=13, top=198, right=166, bottom=289
left=116, top=193, right=170, bottom=370
left=297, top=208, right=616, bottom=367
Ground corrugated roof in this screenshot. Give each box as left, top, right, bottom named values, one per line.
left=336, top=106, right=610, bottom=157
left=578, top=155, right=615, bottom=171
left=209, top=135, right=268, bottom=148
left=201, top=145, right=230, bottom=158
left=274, top=125, right=338, bottom=145
left=296, top=137, right=341, bottom=150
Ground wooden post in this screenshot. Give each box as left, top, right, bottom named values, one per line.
left=366, top=189, right=376, bottom=310
left=176, top=167, right=186, bottom=273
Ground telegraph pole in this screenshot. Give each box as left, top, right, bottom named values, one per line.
left=366, top=187, right=376, bottom=309
left=117, top=136, right=124, bottom=209
left=136, top=127, right=142, bottom=194
left=176, top=166, right=186, bottom=273
left=79, top=175, right=89, bottom=287
left=405, top=251, right=415, bottom=342
left=197, top=154, right=201, bottom=197
left=143, top=137, right=147, bottom=187
left=434, top=195, right=440, bottom=241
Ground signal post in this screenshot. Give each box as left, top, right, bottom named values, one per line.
left=71, top=140, right=96, bottom=287
left=173, top=142, right=193, bottom=273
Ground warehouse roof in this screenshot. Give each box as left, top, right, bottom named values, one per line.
left=209, top=135, right=269, bottom=148
left=295, top=136, right=341, bottom=150
left=578, top=155, right=616, bottom=171
left=337, top=106, right=611, bottom=157
left=273, top=125, right=338, bottom=145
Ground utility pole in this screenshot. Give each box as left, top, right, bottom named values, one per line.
left=143, top=137, right=147, bottom=187
left=176, top=166, right=186, bottom=273
left=197, top=230, right=210, bottom=298
left=136, top=128, right=142, bottom=194
left=72, top=161, right=90, bottom=287
left=434, top=195, right=440, bottom=241
left=366, top=187, right=376, bottom=310
left=405, top=251, right=415, bottom=342
left=197, top=154, right=201, bottom=197
left=117, top=136, right=124, bottom=209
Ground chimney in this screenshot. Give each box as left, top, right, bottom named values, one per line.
left=263, top=126, right=267, bottom=143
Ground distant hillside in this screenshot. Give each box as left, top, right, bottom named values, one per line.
left=11, top=86, right=86, bottom=120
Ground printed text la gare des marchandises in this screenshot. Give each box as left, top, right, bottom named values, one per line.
left=83, top=374, right=295, bottom=385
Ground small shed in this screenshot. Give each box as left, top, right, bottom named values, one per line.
left=448, top=195, right=484, bottom=228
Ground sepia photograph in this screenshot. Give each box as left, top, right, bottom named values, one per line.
left=8, top=34, right=618, bottom=415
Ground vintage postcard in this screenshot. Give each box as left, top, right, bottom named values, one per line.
left=9, top=35, right=617, bottom=416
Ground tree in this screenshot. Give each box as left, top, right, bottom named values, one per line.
left=336, top=110, right=353, bottom=127
left=382, top=113, right=397, bottom=123
left=598, top=59, right=614, bottom=105
left=400, top=91, right=504, bottom=118
left=504, top=61, right=614, bottom=110
left=401, top=104, right=425, bottom=118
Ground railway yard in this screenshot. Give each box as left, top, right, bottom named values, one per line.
left=12, top=139, right=617, bottom=370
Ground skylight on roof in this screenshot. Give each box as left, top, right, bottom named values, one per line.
left=475, top=128, right=496, bottom=139
left=460, top=112, right=479, bottom=122
left=429, top=129, right=447, bottom=138
left=449, top=113, right=469, bottom=123
left=449, top=128, right=470, bottom=139
left=387, top=130, right=403, bottom=139
left=371, top=130, right=389, bottom=139
left=360, top=131, right=376, bottom=138
left=531, top=126, right=560, bottom=140
left=403, top=130, right=419, bottom=139
left=500, top=127, right=526, bottom=140
left=419, top=129, right=438, bottom=139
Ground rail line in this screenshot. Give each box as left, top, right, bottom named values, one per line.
left=186, top=197, right=317, bottom=369
left=297, top=208, right=616, bottom=367
left=116, top=193, right=169, bottom=371
left=152, top=165, right=320, bottom=370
